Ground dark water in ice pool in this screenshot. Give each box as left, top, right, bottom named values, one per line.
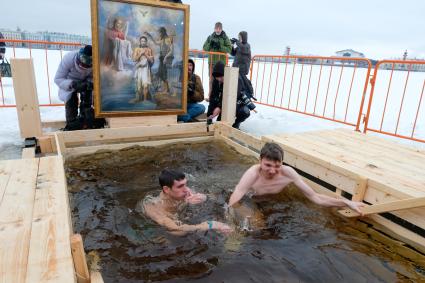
left=66, top=141, right=425, bottom=283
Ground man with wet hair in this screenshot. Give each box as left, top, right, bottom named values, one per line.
left=143, top=169, right=233, bottom=235
left=228, top=143, right=365, bottom=214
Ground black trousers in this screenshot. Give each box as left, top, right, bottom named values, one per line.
left=233, top=105, right=250, bottom=128
left=65, top=92, right=79, bottom=123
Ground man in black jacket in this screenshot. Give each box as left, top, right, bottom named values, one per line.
left=0, top=32, right=6, bottom=60
left=207, top=61, right=254, bottom=129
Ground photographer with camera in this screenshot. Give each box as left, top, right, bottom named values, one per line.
left=178, top=59, right=205, bottom=122
left=207, top=61, right=255, bottom=129
left=231, top=31, right=251, bottom=77
left=54, top=45, right=105, bottom=131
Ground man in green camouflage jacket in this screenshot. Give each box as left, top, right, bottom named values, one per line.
left=203, top=22, right=232, bottom=98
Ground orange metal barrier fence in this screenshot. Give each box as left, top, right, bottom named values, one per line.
left=189, top=49, right=229, bottom=94
left=364, top=60, right=425, bottom=143
left=249, top=55, right=372, bottom=130
left=0, top=39, right=83, bottom=107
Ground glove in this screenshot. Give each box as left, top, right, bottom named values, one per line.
left=85, top=81, right=94, bottom=92
left=72, top=80, right=93, bottom=92
left=230, top=38, right=238, bottom=44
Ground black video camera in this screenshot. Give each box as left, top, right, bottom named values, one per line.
left=210, top=38, right=220, bottom=50
left=230, top=38, right=238, bottom=44
left=238, top=92, right=256, bottom=111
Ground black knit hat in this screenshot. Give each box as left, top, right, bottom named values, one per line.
left=212, top=61, right=225, bottom=78
left=188, top=58, right=195, bottom=72
left=77, top=45, right=92, bottom=69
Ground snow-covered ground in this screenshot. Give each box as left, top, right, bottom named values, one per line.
left=0, top=48, right=424, bottom=160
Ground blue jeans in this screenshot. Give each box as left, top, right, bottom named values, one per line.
left=178, top=103, right=206, bottom=122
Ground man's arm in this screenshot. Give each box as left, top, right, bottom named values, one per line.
left=284, top=167, right=365, bottom=214
left=228, top=165, right=259, bottom=207
left=144, top=203, right=232, bottom=235
left=193, top=75, right=205, bottom=102
left=222, top=35, right=232, bottom=54
left=202, top=36, right=211, bottom=51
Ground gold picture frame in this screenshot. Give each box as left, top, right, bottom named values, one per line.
left=91, top=0, right=189, bottom=117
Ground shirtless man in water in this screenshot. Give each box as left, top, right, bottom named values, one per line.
left=143, top=169, right=233, bottom=235
left=228, top=142, right=365, bottom=214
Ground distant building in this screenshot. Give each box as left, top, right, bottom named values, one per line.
left=335, top=49, right=365, bottom=58
left=380, top=50, right=425, bottom=72
left=0, top=28, right=91, bottom=50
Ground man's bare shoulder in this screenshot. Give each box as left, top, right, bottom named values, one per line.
left=280, top=165, right=298, bottom=179
left=247, top=164, right=261, bottom=176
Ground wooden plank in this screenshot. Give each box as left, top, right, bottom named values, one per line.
left=54, top=133, right=65, bottom=157
left=11, top=59, right=42, bottom=139
left=90, top=271, right=104, bottom=283
left=25, top=157, right=75, bottom=283
left=70, top=234, right=90, bottom=283
left=106, top=115, right=177, bottom=128
left=0, top=161, right=13, bottom=206
left=339, top=197, right=425, bottom=217
left=221, top=67, right=239, bottom=124
left=65, top=137, right=214, bottom=159
left=0, top=159, right=39, bottom=283
left=304, top=130, right=425, bottom=178
left=37, top=136, right=55, bottom=154
left=333, top=128, right=425, bottom=159
left=215, top=134, right=259, bottom=159
left=60, top=123, right=211, bottom=146
left=265, top=134, right=424, bottom=198
left=22, top=148, right=36, bottom=159
left=215, top=122, right=264, bottom=151
left=352, top=177, right=368, bottom=202
left=363, top=184, right=425, bottom=229
left=283, top=150, right=358, bottom=195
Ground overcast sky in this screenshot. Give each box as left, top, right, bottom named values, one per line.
left=2, top=0, right=424, bottom=59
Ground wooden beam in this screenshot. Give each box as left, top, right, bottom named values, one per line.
left=71, top=234, right=90, bottom=283
left=55, top=133, right=66, bottom=157
left=25, top=157, right=75, bottom=283
left=58, top=123, right=211, bottom=147
left=339, top=197, right=425, bottom=217
left=22, top=147, right=36, bottom=159
left=106, top=115, right=177, bottom=128
left=352, top=177, right=368, bottom=202
left=37, top=136, right=56, bottom=154
left=215, top=122, right=264, bottom=151
left=11, top=58, right=42, bottom=138
left=90, top=271, right=104, bottom=283
left=0, top=159, right=39, bottom=283
left=221, top=67, right=239, bottom=124
left=65, top=136, right=214, bottom=159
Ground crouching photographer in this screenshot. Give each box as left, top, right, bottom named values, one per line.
left=233, top=74, right=256, bottom=129
left=54, top=45, right=105, bottom=131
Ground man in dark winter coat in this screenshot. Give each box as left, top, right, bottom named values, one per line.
left=178, top=59, right=205, bottom=122
left=207, top=61, right=253, bottom=129
left=231, top=31, right=251, bottom=76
